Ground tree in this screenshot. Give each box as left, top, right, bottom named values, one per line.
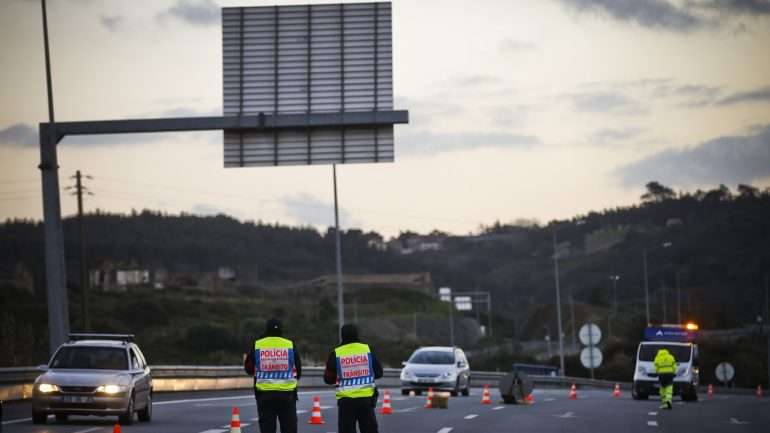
left=641, top=181, right=675, bottom=203
left=737, top=184, right=759, bottom=199
left=703, top=184, right=732, bottom=202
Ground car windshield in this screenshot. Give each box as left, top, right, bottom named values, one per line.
left=408, top=350, right=455, bottom=365
left=51, top=347, right=128, bottom=370
left=638, top=344, right=691, bottom=363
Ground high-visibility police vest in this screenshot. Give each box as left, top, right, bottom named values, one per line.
left=654, top=350, right=676, bottom=374
left=254, top=336, right=297, bottom=392
left=334, top=342, right=375, bottom=399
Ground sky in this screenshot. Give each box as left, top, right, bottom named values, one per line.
left=1, top=0, right=769, bottom=237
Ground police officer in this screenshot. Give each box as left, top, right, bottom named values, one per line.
left=324, top=324, right=383, bottom=433
left=654, top=348, right=676, bottom=410
left=244, top=318, right=302, bottom=433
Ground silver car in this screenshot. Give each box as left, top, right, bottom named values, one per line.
left=32, top=334, right=152, bottom=425
left=400, top=346, right=471, bottom=396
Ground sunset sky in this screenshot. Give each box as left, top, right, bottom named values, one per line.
left=1, top=0, right=769, bottom=237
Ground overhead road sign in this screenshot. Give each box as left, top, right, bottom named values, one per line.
left=222, top=2, right=399, bottom=167
left=644, top=325, right=698, bottom=342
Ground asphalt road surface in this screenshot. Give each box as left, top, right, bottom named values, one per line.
left=2, top=387, right=768, bottom=433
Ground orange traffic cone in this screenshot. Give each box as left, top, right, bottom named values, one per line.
left=757, top=385, right=763, bottom=398
left=707, top=384, right=714, bottom=399
left=569, top=383, right=577, bottom=400
left=424, top=387, right=434, bottom=408
left=613, top=383, right=621, bottom=398
left=525, top=393, right=534, bottom=404
left=481, top=384, right=492, bottom=404
left=113, top=424, right=121, bottom=433
left=380, top=390, right=393, bottom=414
left=229, top=407, right=241, bottom=433
left=308, top=396, right=325, bottom=424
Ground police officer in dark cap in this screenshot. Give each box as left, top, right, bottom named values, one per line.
left=244, top=318, right=302, bottom=433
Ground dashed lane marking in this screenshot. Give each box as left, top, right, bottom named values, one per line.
left=648, top=412, right=657, bottom=416
left=394, top=406, right=420, bottom=413
left=156, top=390, right=336, bottom=406
left=393, top=397, right=409, bottom=401
left=493, top=406, right=505, bottom=410
left=296, top=409, right=308, bottom=414
left=647, top=421, right=658, bottom=427
left=554, top=411, right=577, bottom=418
left=221, top=423, right=251, bottom=428
left=320, top=405, right=333, bottom=410
left=72, top=428, right=105, bottom=433
left=199, top=429, right=227, bottom=433
left=250, top=417, right=259, bottom=421
left=437, top=428, right=454, bottom=433
left=1, top=418, right=32, bottom=426
left=728, top=418, right=750, bottom=425
left=464, top=414, right=478, bottom=419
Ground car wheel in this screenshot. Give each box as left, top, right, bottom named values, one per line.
left=138, top=392, right=152, bottom=422
left=401, top=389, right=409, bottom=396
left=119, top=394, right=135, bottom=425
left=461, top=386, right=470, bottom=397
left=32, top=410, right=47, bottom=424
left=55, top=413, right=68, bottom=422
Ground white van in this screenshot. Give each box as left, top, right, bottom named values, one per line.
left=632, top=340, right=699, bottom=401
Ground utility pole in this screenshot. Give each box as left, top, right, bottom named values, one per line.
left=569, top=287, right=577, bottom=354
left=69, top=171, right=92, bottom=331
left=449, top=297, right=455, bottom=346
left=643, top=249, right=650, bottom=325
left=662, top=281, right=667, bottom=323
left=332, top=164, right=345, bottom=335
left=676, top=271, right=682, bottom=324
left=552, top=230, right=566, bottom=377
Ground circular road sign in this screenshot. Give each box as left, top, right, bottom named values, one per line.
left=715, top=362, right=735, bottom=383
left=579, top=323, right=602, bottom=346
left=580, top=347, right=603, bottom=369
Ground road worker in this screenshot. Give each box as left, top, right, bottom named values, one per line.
left=244, top=318, right=302, bottom=433
left=654, top=348, right=676, bottom=410
left=324, top=324, right=384, bottom=433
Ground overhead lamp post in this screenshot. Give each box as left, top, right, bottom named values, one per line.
left=609, top=275, right=620, bottom=340
left=643, top=241, right=672, bottom=325
left=552, top=219, right=585, bottom=377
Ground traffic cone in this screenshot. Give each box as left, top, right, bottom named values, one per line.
left=613, top=383, right=621, bottom=398
left=380, top=390, right=393, bottom=414
left=113, top=424, right=121, bottom=433
left=424, top=387, right=434, bottom=408
left=229, top=407, right=241, bottom=433
left=481, top=384, right=492, bottom=404
left=757, top=385, right=763, bottom=398
left=569, top=383, right=577, bottom=400
left=308, top=396, right=325, bottom=425
left=525, top=393, right=534, bottom=404
left=707, top=384, right=714, bottom=399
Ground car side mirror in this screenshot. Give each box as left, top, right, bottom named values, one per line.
left=401, top=361, right=407, bottom=367
left=457, top=362, right=466, bottom=368
left=37, top=364, right=49, bottom=371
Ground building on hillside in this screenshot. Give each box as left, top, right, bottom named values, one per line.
left=312, top=272, right=433, bottom=295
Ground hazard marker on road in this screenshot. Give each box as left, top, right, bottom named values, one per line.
left=613, top=383, right=621, bottom=398
left=481, top=384, right=492, bottom=404
left=381, top=390, right=393, bottom=414
left=308, top=396, right=325, bottom=424
left=229, top=407, right=241, bottom=433
left=569, top=383, right=577, bottom=400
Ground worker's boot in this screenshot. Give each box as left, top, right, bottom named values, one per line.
left=659, top=401, right=668, bottom=409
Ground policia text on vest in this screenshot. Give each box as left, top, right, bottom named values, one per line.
left=244, top=319, right=303, bottom=433
left=324, top=324, right=384, bottom=433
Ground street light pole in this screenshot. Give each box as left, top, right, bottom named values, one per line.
left=552, top=230, right=566, bottom=377
left=643, top=249, right=650, bottom=325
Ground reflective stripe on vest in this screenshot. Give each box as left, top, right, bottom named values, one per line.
left=335, top=343, right=375, bottom=399
left=254, top=336, right=297, bottom=391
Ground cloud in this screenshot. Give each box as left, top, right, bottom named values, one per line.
left=571, top=91, right=647, bottom=115
left=159, top=0, right=219, bottom=26
left=691, top=0, right=770, bottom=16
left=617, top=124, right=770, bottom=186
left=716, top=85, right=770, bottom=106
left=484, top=104, right=531, bottom=128
left=0, top=123, right=37, bottom=147
left=651, top=83, right=723, bottom=107
left=555, top=0, right=705, bottom=31
left=590, top=127, right=646, bottom=145
left=192, top=203, right=226, bottom=216
left=499, top=39, right=538, bottom=54
left=282, top=193, right=357, bottom=228
left=100, top=15, right=124, bottom=32
left=399, top=130, right=541, bottom=156
left=452, top=75, right=501, bottom=87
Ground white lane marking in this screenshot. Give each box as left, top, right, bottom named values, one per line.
left=1, top=417, right=32, bottom=426
left=728, top=418, right=750, bottom=425
left=221, top=423, right=251, bottom=428
left=320, top=405, right=333, bottom=409
left=394, top=406, right=420, bottom=413
left=647, top=421, right=658, bottom=427
left=250, top=417, right=260, bottom=421
left=464, top=414, right=478, bottom=419
left=72, top=428, right=105, bottom=433
left=199, top=430, right=227, bottom=433
left=437, top=428, right=454, bottom=433
left=648, top=412, right=657, bottom=416
left=493, top=406, right=505, bottom=410
left=156, top=390, right=336, bottom=406
left=544, top=398, right=555, bottom=402
left=393, top=397, right=409, bottom=401
left=296, top=409, right=308, bottom=414
left=554, top=411, right=577, bottom=418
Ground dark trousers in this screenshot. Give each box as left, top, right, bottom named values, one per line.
left=256, top=397, right=297, bottom=433
left=338, top=397, right=379, bottom=433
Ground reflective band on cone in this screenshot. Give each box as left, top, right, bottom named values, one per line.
left=230, top=407, right=241, bottom=433
left=757, top=385, right=763, bottom=398
left=308, top=396, right=325, bottom=425
left=381, top=390, right=393, bottom=414
left=569, top=383, right=577, bottom=400
left=424, top=387, right=434, bottom=408
left=613, top=383, right=621, bottom=398
left=707, top=384, right=714, bottom=399
left=481, top=384, right=492, bottom=404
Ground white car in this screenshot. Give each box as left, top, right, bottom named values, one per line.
left=400, top=346, right=471, bottom=396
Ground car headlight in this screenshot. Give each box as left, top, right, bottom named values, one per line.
left=440, top=371, right=457, bottom=379
left=96, top=384, right=128, bottom=394
left=38, top=383, right=60, bottom=393
left=401, top=370, right=414, bottom=380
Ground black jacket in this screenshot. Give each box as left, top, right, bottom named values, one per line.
left=244, top=331, right=302, bottom=400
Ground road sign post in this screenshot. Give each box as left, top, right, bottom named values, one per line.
left=579, top=323, right=602, bottom=378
